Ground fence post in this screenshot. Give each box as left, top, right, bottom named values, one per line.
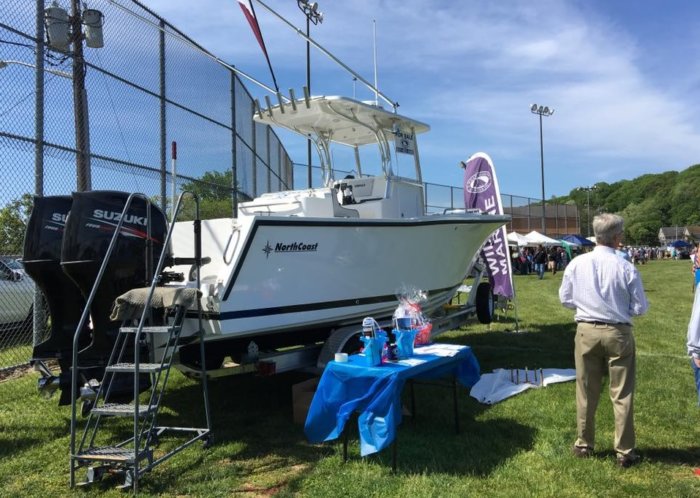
left=231, top=71, right=238, bottom=218
left=159, top=19, right=167, bottom=214
left=33, top=0, right=47, bottom=350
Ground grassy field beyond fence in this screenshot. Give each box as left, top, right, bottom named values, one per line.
left=1, top=259, right=699, bottom=497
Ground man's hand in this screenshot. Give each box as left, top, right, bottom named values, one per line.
left=694, top=356, right=700, bottom=369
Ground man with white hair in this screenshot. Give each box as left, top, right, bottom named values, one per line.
left=559, top=213, right=649, bottom=468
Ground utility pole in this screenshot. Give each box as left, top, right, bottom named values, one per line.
left=71, top=0, right=90, bottom=191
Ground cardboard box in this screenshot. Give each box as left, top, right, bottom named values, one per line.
left=292, top=377, right=319, bottom=425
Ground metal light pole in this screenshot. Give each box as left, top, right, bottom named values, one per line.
left=297, top=0, right=323, bottom=189
left=530, top=104, right=554, bottom=234
left=574, top=186, right=595, bottom=237
left=586, top=188, right=591, bottom=237
left=582, top=186, right=596, bottom=237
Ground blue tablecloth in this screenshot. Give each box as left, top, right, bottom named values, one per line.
left=304, top=344, right=480, bottom=456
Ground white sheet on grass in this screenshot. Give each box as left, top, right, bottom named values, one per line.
left=470, top=368, right=576, bottom=404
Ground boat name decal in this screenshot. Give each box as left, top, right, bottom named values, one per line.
left=263, top=240, right=318, bottom=258
left=465, top=171, right=492, bottom=194
left=91, top=209, right=147, bottom=226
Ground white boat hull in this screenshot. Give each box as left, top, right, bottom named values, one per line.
left=175, top=213, right=506, bottom=347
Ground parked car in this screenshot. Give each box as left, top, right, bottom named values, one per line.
left=0, top=257, right=35, bottom=330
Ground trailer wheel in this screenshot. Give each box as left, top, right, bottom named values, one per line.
left=475, top=282, right=494, bottom=324
left=179, top=344, right=225, bottom=371
left=317, top=328, right=364, bottom=368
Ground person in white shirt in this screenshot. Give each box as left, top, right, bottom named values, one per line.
left=559, top=213, right=649, bottom=468
left=686, top=282, right=700, bottom=404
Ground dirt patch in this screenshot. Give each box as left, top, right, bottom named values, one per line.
left=0, top=363, right=32, bottom=383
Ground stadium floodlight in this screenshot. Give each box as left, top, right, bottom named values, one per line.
left=530, top=103, right=555, bottom=234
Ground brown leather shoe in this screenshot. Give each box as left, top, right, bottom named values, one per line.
left=617, top=452, right=642, bottom=468
left=572, top=445, right=593, bottom=458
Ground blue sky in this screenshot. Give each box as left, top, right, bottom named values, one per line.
left=145, top=0, right=700, bottom=199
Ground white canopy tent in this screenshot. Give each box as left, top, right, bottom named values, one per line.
left=525, top=230, right=561, bottom=246
left=507, top=232, right=534, bottom=247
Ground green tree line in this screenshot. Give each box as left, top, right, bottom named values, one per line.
left=558, top=163, right=700, bottom=246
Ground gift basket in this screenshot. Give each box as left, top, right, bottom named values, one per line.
left=393, top=288, right=433, bottom=349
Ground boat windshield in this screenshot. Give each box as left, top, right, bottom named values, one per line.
left=254, top=95, right=430, bottom=185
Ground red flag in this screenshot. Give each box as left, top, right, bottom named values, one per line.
left=238, top=0, right=268, bottom=57
left=237, top=0, right=279, bottom=91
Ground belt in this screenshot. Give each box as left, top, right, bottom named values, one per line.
left=578, top=320, right=631, bottom=327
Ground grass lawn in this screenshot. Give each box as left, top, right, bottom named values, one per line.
left=1, top=259, right=699, bottom=497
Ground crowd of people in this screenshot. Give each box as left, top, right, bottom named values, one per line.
left=511, top=246, right=570, bottom=278
left=511, top=243, right=690, bottom=279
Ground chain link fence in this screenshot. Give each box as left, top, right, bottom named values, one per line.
left=424, top=183, right=579, bottom=236
left=0, top=0, right=293, bottom=373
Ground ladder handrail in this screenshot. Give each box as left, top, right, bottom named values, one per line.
left=131, top=191, right=208, bottom=488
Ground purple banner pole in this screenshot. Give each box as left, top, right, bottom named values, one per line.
left=463, top=153, right=514, bottom=298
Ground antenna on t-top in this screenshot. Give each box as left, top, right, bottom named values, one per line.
left=372, top=19, right=379, bottom=106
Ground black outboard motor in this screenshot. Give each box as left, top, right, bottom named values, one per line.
left=60, top=191, right=169, bottom=364
left=23, top=195, right=90, bottom=361
left=23, top=192, right=169, bottom=405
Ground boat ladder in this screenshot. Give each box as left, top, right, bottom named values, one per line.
left=69, top=192, right=212, bottom=492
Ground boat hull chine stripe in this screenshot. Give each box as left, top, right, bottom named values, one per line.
left=188, top=285, right=456, bottom=321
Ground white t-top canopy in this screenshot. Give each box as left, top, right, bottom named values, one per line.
left=254, top=95, right=430, bottom=147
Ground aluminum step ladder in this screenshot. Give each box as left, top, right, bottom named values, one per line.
left=72, top=304, right=209, bottom=490
left=68, top=192, right=212, bottom=492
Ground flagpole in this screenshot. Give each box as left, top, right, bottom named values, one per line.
left=510, top=275, right=522, bottom=333
left=243, top=0, right=279, bottom=92
left=254, top=0, right=397, bottom=110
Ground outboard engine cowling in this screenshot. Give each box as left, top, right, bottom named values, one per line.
left=60, top=191, right=169, bottom=363
left=23, top=195, right=90, bottom=360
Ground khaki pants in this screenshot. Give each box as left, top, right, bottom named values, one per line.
left=574, top=322, right=636, bottom=456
